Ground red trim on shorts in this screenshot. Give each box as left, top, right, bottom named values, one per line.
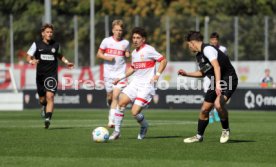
left=135, top=97, right=150, bottom=105
left=115, top=113, right=124, bottom=117
left=132, top=61, right=155, bottom=69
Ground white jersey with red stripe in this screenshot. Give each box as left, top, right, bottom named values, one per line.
left=99, top=36, right=130, bottom=78
left=131, top=44, right=164, bottom=84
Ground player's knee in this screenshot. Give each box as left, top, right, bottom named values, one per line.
left=200, top=107, right=209, bottom=117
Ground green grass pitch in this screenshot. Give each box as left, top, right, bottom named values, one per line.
left=0, top=109, right=276, bottom=167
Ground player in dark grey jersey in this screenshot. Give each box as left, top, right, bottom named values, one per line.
left=26, top=23, right=74, bottom=129
left=178, top=31, right=238, bottom=143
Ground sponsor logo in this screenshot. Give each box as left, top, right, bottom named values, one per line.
left=166, top=95, right=204, bottom=104
left=41, top=54, right=55, bottom=61
left=245, top=90, right=276, bottom=109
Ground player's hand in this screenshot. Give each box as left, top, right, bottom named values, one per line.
left=125, top=51, right=130, bottom=58
left=215, top=83, right=222, bottom=96
left=178, top=69, right=187, bottom=76
left=113, top=78, right=120, bottom=85
left=150, top=75, right=159, bottom=84
left=109, top=56, right=115, bottom=62
left=29, top=59, right=39, bottom=65
left=66, top=62, right=74, bottom=69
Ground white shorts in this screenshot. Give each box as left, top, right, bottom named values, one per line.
left=104, top=77, right=127, bottom=93
left=122, top=82, right=155, bottom=107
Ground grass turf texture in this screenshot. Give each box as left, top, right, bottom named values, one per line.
left=0, top=109, right=276, bottom=167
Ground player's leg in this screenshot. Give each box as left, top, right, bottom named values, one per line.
left=214, top=95, right=230, bottom=143
left=132, top=87, right=153, bottom=139
left=44, top=91, right=55, bottom=129
left=109, top=93, right=131, bottom=140
left=215, top=77, right=238, bottom=143
left=108, top=87, right=121, bottom=128
left=108, top=80, right=127, bottom=128
left=104, top=78, right=113, bottom=107
left=37, top=80, right=47, bottom=118
left=39, top=96, right=47, bottom=118
left=131, top=104, right=149, bottom=140
left=184, top=101, right=213, bottom=143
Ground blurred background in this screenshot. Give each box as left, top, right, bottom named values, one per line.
left=1, top=0, right=276, bottom=110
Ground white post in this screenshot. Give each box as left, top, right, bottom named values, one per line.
left=105, top=15, right=109, bottom=38
left=90, top=0, right=95, bottom=67
left=135, top=15, right=139, bottom=27
left=44, top=0, right=51, bottom=23
left=204, top=16, right=209, bottom=43
left=195, top=16, right=200, bottom=31
left=264, top=16, right=269, bottom=62
left=166, top=16, right=170, bottom=61
left=74, top=15, right=79, bottom=68
left=234, top=17, right=239, bottom=61
left=9, top=14, right=14, bottom=71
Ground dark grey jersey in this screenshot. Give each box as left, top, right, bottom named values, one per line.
left=27, top=40, right=62, bottom=78
left=196, top=44, right=237, bottom=80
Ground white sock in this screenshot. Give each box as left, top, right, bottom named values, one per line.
left=108, top=108, right=116, bottom=123
left=135, top=113, right=148, bottom=127
left=114, top=107, right=125, bottom=132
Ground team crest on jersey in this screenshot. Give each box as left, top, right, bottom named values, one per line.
left=51, top=48, right=56, bottom=53
left=140, top=54, right=144, bottom=61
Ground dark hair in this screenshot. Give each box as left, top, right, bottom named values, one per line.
left=186, top=31, right=203, bottom=42
left=41, top=23, right=54, bottom=32
left=131, top=27, right=147, bottom=38
left=210, top=32, right=219, bottom=39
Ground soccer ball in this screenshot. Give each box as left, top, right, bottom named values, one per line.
left=92, top=127, right=109, bottom=143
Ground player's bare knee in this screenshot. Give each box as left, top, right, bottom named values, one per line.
left=200, top=107, right=209, bottom=118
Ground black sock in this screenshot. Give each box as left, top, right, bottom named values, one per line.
left=45, top=112, right=53, bottom=120
left=197, top=119, right=209, bottom=136
left=220, top=119, right=229, bottom=130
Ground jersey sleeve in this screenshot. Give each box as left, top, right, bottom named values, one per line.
left=99, top=38, right=108, bottom=51
left=27, top=42, right=37, bottom=57
left=148, top=47, right=164, bottom=62
left=203, top=46, right=218, bottom=62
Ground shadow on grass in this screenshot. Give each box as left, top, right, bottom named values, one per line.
left=48, top=127, right=75, bottom=130
left=228, top=139, right=256, bottom=143
left=129, top=136, right=183, bottom=139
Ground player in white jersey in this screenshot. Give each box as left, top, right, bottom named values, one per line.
left=96, top=20, right=130, bottom=128
left=109, top=27, right=167, bottom=140
left=205, top=32, right=227, bottom=123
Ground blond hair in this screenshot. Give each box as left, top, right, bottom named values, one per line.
left=112, top=19, right=124, bottom=29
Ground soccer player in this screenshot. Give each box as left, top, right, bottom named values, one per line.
left=26, top=23, right=74, bottom=129
left=109, top=27, right=167, bottom=140
left=97, top=20, right=130, bottom=128
left=207, top=32, right=228, bottom=123
left=178, top=31, right=238, bottom=143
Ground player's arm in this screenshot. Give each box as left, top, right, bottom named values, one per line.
left=26, top=42, right=39, bottom=65
left=57, top=46, right=74, bottom=69
left=210, top=59, right=221, bottom=96
left=151, top=57, right=167, bottom=83
left=178, top=69, right=203, bottom=78
left=96, top=49, right=114, bottom=62
left=113, top=66, right=135, bottom=85
left=60, top=56, right=74, bottom=69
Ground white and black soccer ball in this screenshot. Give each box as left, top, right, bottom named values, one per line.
left=92, top=127, right=109, bottom=143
